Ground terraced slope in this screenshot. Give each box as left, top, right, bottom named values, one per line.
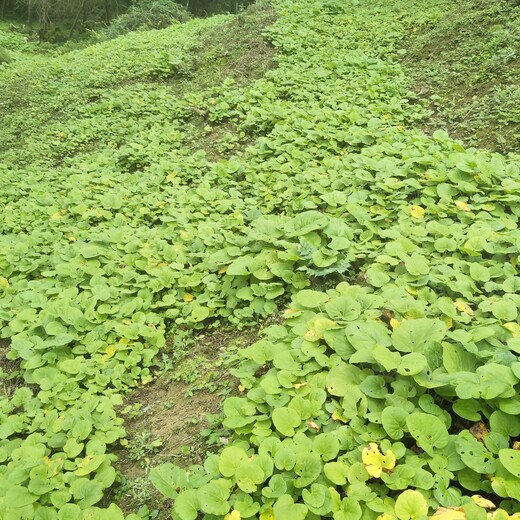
left=1, top=0, right=520, bottom=518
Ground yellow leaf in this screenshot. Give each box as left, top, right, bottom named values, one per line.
left=410, top=205, right=425, bottom=219
left=430, top=507, right=466, bottom=519
left=471, top=495, right=495, bottom=510
left=331, top=410, right=348, bottom=423
left=218, top=266, right=228, bottom=274
left=455, top=200, right=471, bottom=212
left=259, top=508, right=275, bottom=520
left=293, top=382, right=307, bottom=389
left=105, top=345, right=116, bottom=359
left=68, top=236, right=76, bottom=243
left=454, top=301, right=474, bottom=316
left=183, top=293, right=194, bottom=302
left=362, top=443, right=396, bottom=478
left=50, top=211, right=63, bottom=220
left=503, top=322, right=520, bottom=338
left=238, top=384, right=245, bottom=393
left=389, top=318, right=400, bottom=330
left=224, top=511, right=241, bottom=520
left=0, top=277, right=9, bottom=289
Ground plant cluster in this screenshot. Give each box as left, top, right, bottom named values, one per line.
left=1, top=0, right=520, bottom=518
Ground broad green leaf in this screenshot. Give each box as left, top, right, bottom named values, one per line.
left=394, top=489, right=428, bottom=519
left=149, top=463, right=187, bottom=499
left=406, top=413, right=449, bottom=455
left=272, top=407, right=301, bottom=437
left=499, top=449, right=520, bottom=478
left=391, top=319, right=447, bottom=353
left=198, top=480, right=231, bottom=515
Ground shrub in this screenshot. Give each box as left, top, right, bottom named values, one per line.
left=103, top=0, right=191, bottom=39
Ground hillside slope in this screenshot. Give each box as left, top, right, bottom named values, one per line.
left=1, top=0, right=520, bottom=519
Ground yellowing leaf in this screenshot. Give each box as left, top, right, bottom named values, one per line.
left=238, top=384, right=245, bottom=393
left=410, top=205, right=425, bottom=219
left=306, top=316, right=337, bottom=340
left=455, top=200, right=471, bottom=212
left=224, top=511, right=241, bottom=520
left=362, top=443, right=396, bottom=478
left=183, top=293, right=194, bottom=302
left=50, top=211, right=63, bottom=220
left=0, top=277, right=9, bottom=289
left=471, top=495, right=495, bottom=510
left=259, top=508, right=275, bottom=520
left=454, top=301, right=474, bottom=316
left=430, top=507, right=466, bottom=519
left=331, top=410, right=348, bottom=423
left=218, top=266, right=228, bottom=274
left=68, top=236, right=76, bottom=243
left=293, top=382, right=307, bottom=389
left=390, top=318, right=400, bottom=330
left=503, top=322, right=520, bottom=338
left=105, top=345, right=116, bottom=359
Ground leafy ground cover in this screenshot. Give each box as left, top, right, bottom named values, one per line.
left=401, top=0, right=520, bottom=154
left=1, top=0, right=520, bottom=518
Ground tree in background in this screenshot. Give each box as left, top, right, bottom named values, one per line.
left=1, top=0, right=255, bottom=40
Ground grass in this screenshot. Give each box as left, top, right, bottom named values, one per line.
left=402, top=0, right=520, bottom=153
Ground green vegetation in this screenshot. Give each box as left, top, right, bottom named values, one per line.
left=402, top=0, right=520, bottom=154
left=1, top=0, right=520, bottom=519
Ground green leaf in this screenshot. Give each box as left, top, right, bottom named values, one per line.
left=70, top=478, right=104, bottom=508
left=404, top=254, right=430, bottom=276
left=293, top=452, right=322, bottom=488
left=149, top=463, right=187, bottom=499
left=326, top=362, right=363, bottom=396
left=273, top=494, right=308, bottom=520
left=397, top=353, right=427, bottom=376
left=373, top=345, right=401, bottom=371
left=499, top=449, right=520, bottom=478
left=391, top=319, right=447, bottom=353
left=394, top=489, right=428, bottom=520
left=324, top=461, right=348, bottom=485
left=292, top=290, right=329, bottom=308
left=274, top=447, right=296, bottom=471
left=4, top=486, right=39, bottom=508
left=174, top=489, right=200, bottom=520
left=406, top=413, right=449, bottom=455
left=272, top=407, right=301, bottom=437
left=198, top=480, right=231, bottom=515
left=455, top=430, right=496, bottom=474
left=469, top=263, right=490, bottom=282
left=381, top=406, right=408, bottom=440
left=236, top=462, right=265, bottom=493
left=491, top=300, right=518, bottom=321
left=218, top=446, right=249, bottom=477
left=74, top=454, right=106, bottom=476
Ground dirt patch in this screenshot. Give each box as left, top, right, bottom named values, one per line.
left=108, top=327, right=261, bottom=517
left=0, top=339, right=23, bottom=399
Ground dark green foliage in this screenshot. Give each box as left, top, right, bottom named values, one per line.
left=103, top=0, right=191, bottom=39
